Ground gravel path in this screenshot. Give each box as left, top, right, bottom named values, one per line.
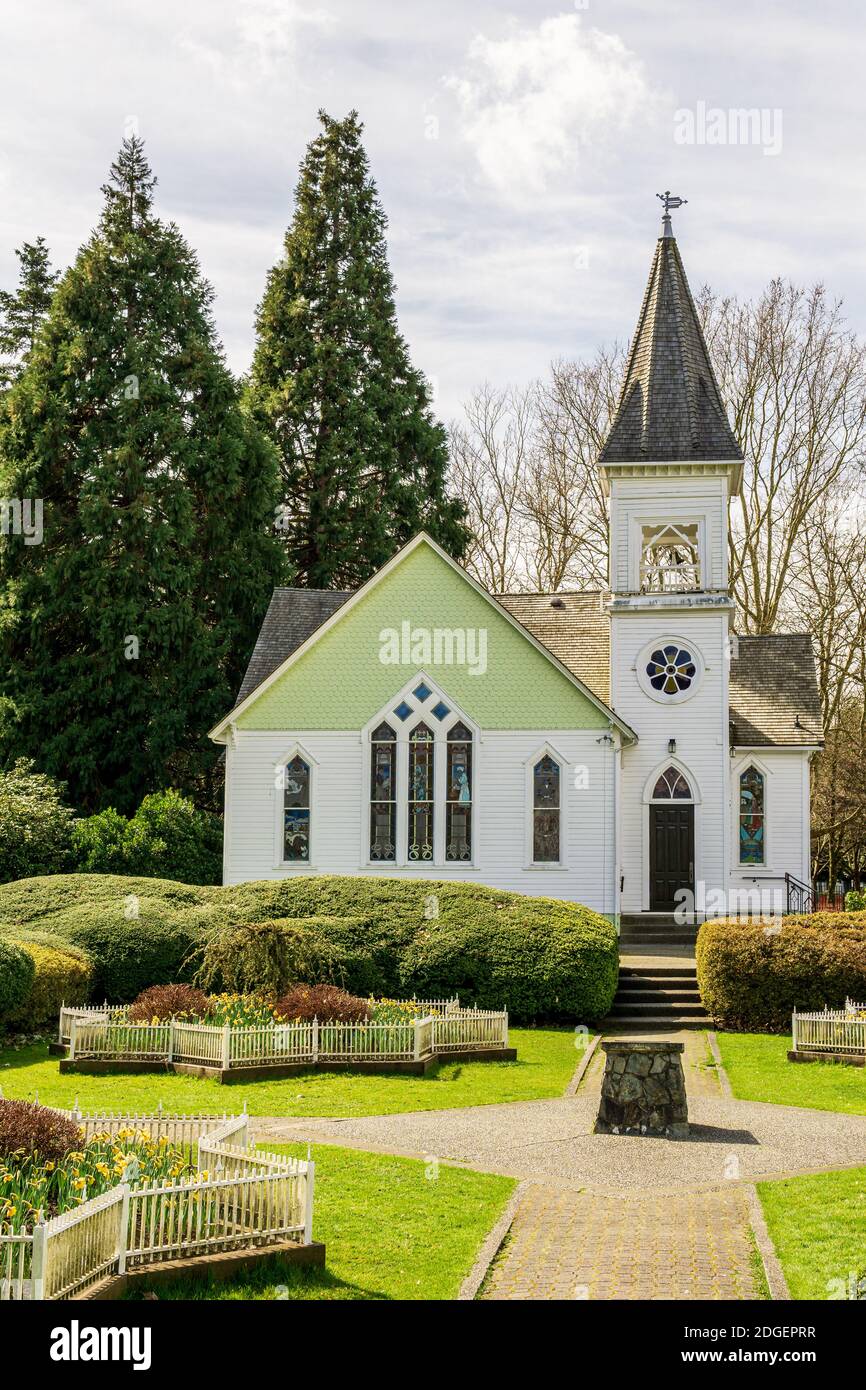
left=252, top=1094, right=866, bottom=1195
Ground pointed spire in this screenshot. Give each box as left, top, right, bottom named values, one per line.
left=600, top=222, right=742, bottom=465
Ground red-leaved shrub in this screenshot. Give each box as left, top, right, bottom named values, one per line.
left=128, top=983, right=210, bottom=1022
left=276, top=984, right=370, bottom=1024
left=0, top=1099, right=82, bottom=1163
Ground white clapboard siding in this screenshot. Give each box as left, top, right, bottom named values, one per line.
left=224, top=727, right=618, bottom=913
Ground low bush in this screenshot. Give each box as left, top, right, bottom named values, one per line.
left=0, top=760, right=75, bottom=883
left=0, top=1099, right=81, bottom=1165
left=696, top=914, right=866, bottom=1031
left=5, top=939, right=92, bottom=1027
left=845, top=890, right=865, bottom=912
left=194, top=918, right=364, bottom=997
left=0, top=873, right=620, bottom=1022
left=60, top=910, right=203, bottom=1002
left=276, top=984, right=371, bottom=1024
left=128, top=983, right=210, bottom=1022
left=71, top=790, right=222, bottom=886
left=0, top=939, right=35, bottom=1018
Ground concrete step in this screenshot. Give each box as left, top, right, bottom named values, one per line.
left=619, top=966, right=697, bottom=979
left=619, top=935, right=698, bottom=946
left=609, top=1001, right=707, bottom=1018
left=615, top=990, right=701, bottom=1005
left=600, top=1016, right=708, bottom=1032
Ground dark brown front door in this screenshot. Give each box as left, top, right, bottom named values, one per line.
left=649, top=804, right=694, bottom=911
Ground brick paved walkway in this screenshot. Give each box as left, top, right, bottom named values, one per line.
left=481, top=1185, right=757, bottom=1301
left=481, top=1032, right=754, bottom=1301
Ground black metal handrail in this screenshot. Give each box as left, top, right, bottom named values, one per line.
left=785, top=873, right=814, bottom=914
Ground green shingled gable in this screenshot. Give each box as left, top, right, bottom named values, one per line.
left=235, top=540, right=609, bottom=731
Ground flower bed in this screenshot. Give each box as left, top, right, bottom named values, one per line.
left=56, top=992, right=511, bottom=1077
left=0, top=1104, right=317, bottom=1300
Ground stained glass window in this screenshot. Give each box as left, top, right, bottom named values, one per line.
left=283, top=756, right=310, bottom=861
left=533, top=755, right=560, bottom=863
left=739, top=766, right=765, bottom=865
left=432, top=700, right=450, bottom=721
left=394, top=700, right=413, bottom=721
left=408, top=724, right=434, bottom=861
left=446, top=722, right=472, bottom=861
left=652, top=767, right=692, bottom=800
left=645, top=644, right=696, bottom=695
left=413, top=682, right=432, bottom=702
left=370, top=723, right=396, bottom=861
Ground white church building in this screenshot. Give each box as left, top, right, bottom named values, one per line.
left=211, top=211, right=823, bottom=925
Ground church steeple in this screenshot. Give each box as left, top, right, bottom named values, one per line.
left=600, top=206, right=742, bottom=466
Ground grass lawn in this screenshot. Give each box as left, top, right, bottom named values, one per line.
left=758, top=1168, right=866, bottom=1300
left=716, top=1032, right=866, bottom=1115
left=0, top=1027, right=579, bottom=1117
left=125, top=1143, right=515, bottom=1301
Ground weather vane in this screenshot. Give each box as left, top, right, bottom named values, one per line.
left=656, top=190, right=687, bottom=237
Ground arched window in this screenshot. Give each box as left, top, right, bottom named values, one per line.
left=283, top=756, right=311, bottom=861
left=408, top=723, right=434, bottom=861
left=532, top=755, right=561, bottom=863
left=446, top=722, right=472, bottom=861
left=652, top=766, right=692, bottom=800
left=370, top=723, right=396, bottom=861
left=739, top=766, right=765, bottom=865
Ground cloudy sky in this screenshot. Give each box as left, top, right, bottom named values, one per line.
left=0, top=0, right=863, bottom=417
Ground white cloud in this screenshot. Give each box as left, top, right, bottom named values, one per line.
left=178, top=0, right=334, bottom=89
left=446, top=14, right=656, bottom=199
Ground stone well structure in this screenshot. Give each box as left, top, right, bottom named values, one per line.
left=594, top=1040, right=689, bottom=1137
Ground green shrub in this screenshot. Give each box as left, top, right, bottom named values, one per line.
left=845, top=890, right=865, bottom=912
left=0, top=760, right=75, bottom=883
left=71, top=790, right=222, bottom=886
left=194, top=919, right=362, bottom=996
left=0, top=939, right=35, bottom=1018
left=400, top=903, right=617, bottom=1022
left=5, top=939, right=92, bottom=1026
left=0, top=873, right=620, bottom=1022
left=696, top=914, right=866, bottom=1031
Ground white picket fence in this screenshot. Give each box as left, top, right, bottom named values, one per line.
left=0, top=1111, right=313, bottom=1301
left=63, top=1003, right=508, bottom=1070
left=792, top=1008, right=866, bottom=1056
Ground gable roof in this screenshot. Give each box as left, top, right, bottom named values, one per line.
left=228, top=569, right=823, bottom=750
left=600, top=233, right=743, bottom=465
left=212, top=533, right=637, bottom=742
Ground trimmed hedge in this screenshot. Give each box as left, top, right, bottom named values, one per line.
left=0, top=873, right=618, bottom=1022
left=6, top=938, right=93, bottom=1027
left=696, top=913, right=866, bottom=1032
left=0, top=939, right=35, bottom=1017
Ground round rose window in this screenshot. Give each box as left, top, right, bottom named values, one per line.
left=645, top=643, right=697, bottom=695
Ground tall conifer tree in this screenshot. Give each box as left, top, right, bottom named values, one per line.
left=0, top=237, right=59, bottom=387
left=248, top=110, right=468, bottom=588
left=0, top=138, right=284, bottom=811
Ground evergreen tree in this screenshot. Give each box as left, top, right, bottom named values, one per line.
left=0, top=237, right=59, bottom=387
left=0, top=138, right=284, bottom=812
left=248, top=110, right=468, bottom=588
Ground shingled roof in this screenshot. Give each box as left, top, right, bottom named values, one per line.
left=234, top=587, right=351, bottom=706
left=729, top=635, right=823, bottom=748
left=600, top=233, right=743, bottom=464
left=233, top=586, right=822, bottom=748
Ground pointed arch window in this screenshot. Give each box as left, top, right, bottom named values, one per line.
left=370, top=723, right=396, bottom=861
left=652, top=766, right=692, bottom=800
left=446, top=721, right=472, bottom=861
left=408, top=723, right=434, bottom=861
left=739, top=765, right=765, bottom=865
left=283, top=756, right=311, bottom=861
left=532, top=755, right=561, bottom=863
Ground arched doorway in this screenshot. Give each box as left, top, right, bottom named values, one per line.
left=648, top=765, right=695, bottom=911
